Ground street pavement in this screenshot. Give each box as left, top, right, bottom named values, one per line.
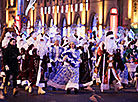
left=0, top=84, right=138, bottom=102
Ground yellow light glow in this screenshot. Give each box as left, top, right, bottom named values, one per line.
left=54, top=6, right=57, bottom=25
left=27, top=21, right=30, bottom=34
left=134, top=13, right=137, bottom=23
left=81, top=3, right=85, bottom=25
left=133, top=24, right=137, bottom=29
left=81, top=26, right=85, bottom=37
left=68, top=5, right=71, bottom=25
left=10, top=0, right=14, bottom=6
left=68, top=27, right=70, bottom=37
left=31, top=9, right=33, bottom=32
left=99, top=25, right=102, bottom=38
left=6, top=10, right=8, bottom=25
left=41, top=10, right=44, bottom=33
left=128, top=0, right=132, bottom=19
left=77, top=18, right=80, bottom=24
left=99, top=2, right=102, bottom=24
left=98, top=1, right=103, bottom=39
left=9, top=19, right=14, bottom=27
left=104, top=1, right=107, bottom=24
left=133, top=13, right=138, bottom=28
left=8, top=21, right=12, bottom=27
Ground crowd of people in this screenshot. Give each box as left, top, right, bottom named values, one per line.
left=0, top=25, right=137, bottom=98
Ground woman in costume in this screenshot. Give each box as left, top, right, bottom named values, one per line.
left=49, top=38, right=64, bottom=80
left=47, top=39, right=81, bottom=94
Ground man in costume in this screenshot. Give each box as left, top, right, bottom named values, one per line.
left=35, top=34, right=48, bottom=94
left=97, top=31, right=123, bottom=92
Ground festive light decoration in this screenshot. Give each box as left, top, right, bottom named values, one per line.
left=15, top=16, right=21, bottom=35
left=80, top=3, right=83, bottom=11
left=61, top=5, right=64, bottom=13
left=48, top=6, right=51, bottom=14
left=71, top=4, right=73, bottom=12
left=10, top=0, right=14, bottom=6
left=44, top=7, right=47, bottom=14
left=57, top=6, right=59, bottom=13
left=110, top=8, right=118, bottom=38
left=65, top=5, right=68, bottom=13
left=52, top=6, right=55, bottom=14
left=128, top=0, right=132, bottom=18
left=75, top=4, right=78, bottom=12
left=25, top=0, right=36, bottom=16
left=41, top=7, right=43, bottom=15
left=22, top=17, right=28, bottom=23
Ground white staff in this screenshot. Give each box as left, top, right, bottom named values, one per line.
left=101, top=48, right=105, bottom=92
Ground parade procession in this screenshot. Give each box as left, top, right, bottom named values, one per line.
left=0, top=0, right=138, bottom=102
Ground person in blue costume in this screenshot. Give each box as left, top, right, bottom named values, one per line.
left=47, top=41, right=82, bottom=94
left=49, top=40, right=64, bottom=80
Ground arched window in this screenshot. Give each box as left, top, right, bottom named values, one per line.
left=50, top=18, right=54, bottom=27
left=61, top=18, right=67, bottom=37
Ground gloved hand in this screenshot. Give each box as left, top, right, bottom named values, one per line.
left=22, top=55, right=25, bottom=60
left=1, top=71, right=6, bottom=76
left=17, top=55, right=21, bottom=60
left=5, top=65, right=9, bottom=71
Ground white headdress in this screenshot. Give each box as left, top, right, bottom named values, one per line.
left=68, top=35, right=78, bottom=45
left=52, top=35, right=61, bottom=44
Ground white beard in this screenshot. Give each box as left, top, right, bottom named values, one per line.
left=105, top=37, right=117, bottom=54
left=38, top=47, right=47, bottom=59
left=84, top=44, right=88, bottom=53
left=37, top=41, right=48, bottom=58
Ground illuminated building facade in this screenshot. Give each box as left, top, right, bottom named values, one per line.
left=4, top=0, right=137, bottom=37
left=0, top=0, right=6, bottom=35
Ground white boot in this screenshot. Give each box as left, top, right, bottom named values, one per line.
left=38, top=87, right=46, bottom=95
left=0, top=91, right=4, bottom=99
left=25, top=86, right=29, bottom=91
left=0, top=77, right=5, bottom=89
left=13, top=88, right=18, bottom=96
left=4, top=86, right=7, bottom=95
left=0, top=83, right=4, bottom=89
left=28, top=87, right=32, bottom=93
left=8, top=81, right=10, bottom=86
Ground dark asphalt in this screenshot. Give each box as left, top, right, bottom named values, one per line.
left=1, top=85, right=138, bottom=102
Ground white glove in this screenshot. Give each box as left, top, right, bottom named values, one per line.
left=5, top=65, right=9, bottom=71
left=1, top=71, right=6, bottom=76
left=17, top=55, right=21, bottom=60
left=29, top=50, right=32, bottom=55
left=22, top=55, right=25, bottom=60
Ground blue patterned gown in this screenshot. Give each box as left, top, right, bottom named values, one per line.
left=47, top=48, right=80, bottom=90
left=48, top=46, right=64, bottom=79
